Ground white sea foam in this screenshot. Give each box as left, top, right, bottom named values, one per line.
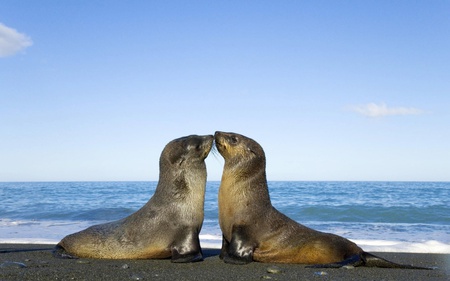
left=352, top=239, right=450, bottom=254
left=199, top=234, right=222, bottom=249
left=0, top=238, right=56, bottom=244
left=0, top=219, right=101, bottom=245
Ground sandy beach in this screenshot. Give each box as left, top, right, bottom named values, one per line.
left=0, top=244, right=449, bottom=281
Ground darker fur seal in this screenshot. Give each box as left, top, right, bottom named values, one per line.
left=54, top=134, right=213, bottom=262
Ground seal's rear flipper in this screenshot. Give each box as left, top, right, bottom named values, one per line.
left=305, top=254, right=363, bottom=268
left=363, top=252, right=433, bottom=270
left=306, top=252, right=433, bottom=270
left=52, top=244, right=79, bottom=259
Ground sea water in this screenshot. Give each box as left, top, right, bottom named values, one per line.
left=1, top=181, right=449, bottom=253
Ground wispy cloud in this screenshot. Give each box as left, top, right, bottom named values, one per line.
left=350, top=103, right=424, bottom=118
left=0, top=23, right=33, bottom=58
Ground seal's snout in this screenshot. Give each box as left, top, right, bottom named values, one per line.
left=214, top=132, right=226, bottom=153
left=201, top=135, right=214, bottom=159
left=205, top=135, right=214, bottom=144
left=214, top=131, right=223, bottom=145
left=214, top=131, right=233, bottom=144
left=200, top=135, right=214, bottom=147
left=214, top=131, right=223, bottom=140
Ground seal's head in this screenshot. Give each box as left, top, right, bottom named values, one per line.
left=214, top=131, right=266, bottom=178
left=158, top=134, right=214, bottom=196
left=161, top=134, right=214, bottom=168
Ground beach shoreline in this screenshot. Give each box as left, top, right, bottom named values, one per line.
left=1, top=244, right=449, bottom=280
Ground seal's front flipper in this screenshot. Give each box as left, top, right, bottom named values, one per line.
left=171, top=229, right=203, bottom=263
left=52, top=244, right=79, bottom=259
left=223, top=225, right=255, bottom=265
left=219, top=235, right=229, bottom=260
left=171, top=248, right=203, bottom=263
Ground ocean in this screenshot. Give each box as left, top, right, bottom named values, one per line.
left=1, top=181, right=449, bottom=253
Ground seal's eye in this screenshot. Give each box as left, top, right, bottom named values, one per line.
left=230, top=136, right=238, bottom=144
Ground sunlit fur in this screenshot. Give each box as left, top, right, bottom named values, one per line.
left=215, top=131, right=430, bottom=269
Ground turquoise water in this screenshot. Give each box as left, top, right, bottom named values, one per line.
left=1, top=181, right=449, bottom=252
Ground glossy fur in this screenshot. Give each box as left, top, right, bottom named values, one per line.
left=215, top=131, right=430, bottom=269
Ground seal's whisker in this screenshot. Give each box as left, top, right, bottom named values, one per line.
left=211, top=141, right=220, bottom=161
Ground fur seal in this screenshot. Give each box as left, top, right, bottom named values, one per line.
left=54, top=134, right=214, bottom=262
left=214, top=131, right=431, bottom=269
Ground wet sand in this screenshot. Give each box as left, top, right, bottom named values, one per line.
left=1, top=244, right=449, bottom=280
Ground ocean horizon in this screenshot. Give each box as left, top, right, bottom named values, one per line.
left=1, top=181, right=449, bottom=253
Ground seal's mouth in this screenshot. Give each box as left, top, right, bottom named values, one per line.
left=214, top=140, right=225, bottom=154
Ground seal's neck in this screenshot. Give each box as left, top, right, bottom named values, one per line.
left=219, top=168, right=272, bottom=210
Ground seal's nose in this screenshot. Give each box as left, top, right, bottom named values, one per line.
left=214, top=131, right=222, bottom=141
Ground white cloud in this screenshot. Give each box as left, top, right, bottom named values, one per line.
left=350, top=103, right=424, bottom=118
left=0, top=23, right=33, bottom=57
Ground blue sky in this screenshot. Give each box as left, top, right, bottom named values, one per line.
left=1, top=1, right=449, bottom=181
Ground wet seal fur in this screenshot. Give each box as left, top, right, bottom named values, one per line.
left=54, top=134, right=214, bottom=262
left=214, top=131, right=432, bottom=269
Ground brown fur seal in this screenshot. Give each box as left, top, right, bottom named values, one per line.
left=54, top=134, right=214, bottom=262
left=214, top=131, right=431, bottom=269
